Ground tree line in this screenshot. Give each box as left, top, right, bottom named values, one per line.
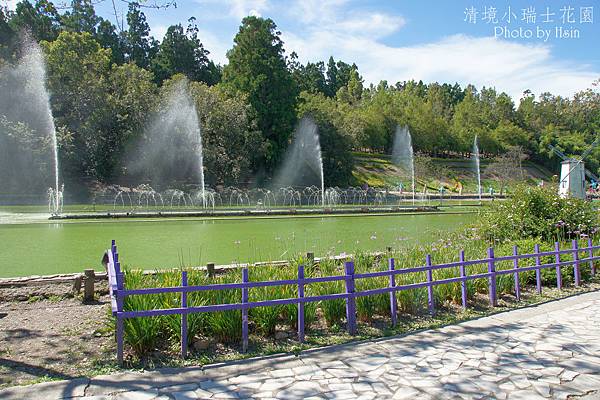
left=1, top=1, right=599, bottom=195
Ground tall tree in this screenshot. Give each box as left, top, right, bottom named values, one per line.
left=290, top=56, right=327, bottom=95
left=190, top=81, right=263, bottom=185
left=0, top=6, right=16, bottom=60
left=325, top=56, right=337, bottom=97
left=61, top=0, right=98, bottom=34
left=222, top=16, right=297, bottom=170
left=95, top=18, right=125, bottom=64
left=324, top=57, right=355, bottom=97
left=41, top=31, right=112, bottom=182
left=151, top=18, right=220, bottom=85
left=99, top=63, right=157, bottom=180
left=336, top=66, right=363, bottom=104
left=8, top=0, right=61, bottom=42
left=125, top=2, right=153, bottom=68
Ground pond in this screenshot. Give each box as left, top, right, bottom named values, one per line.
left=0, top=212, right=476, bottom=278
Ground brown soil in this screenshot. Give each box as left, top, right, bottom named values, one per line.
left=0, top=282, right=114, bottom=388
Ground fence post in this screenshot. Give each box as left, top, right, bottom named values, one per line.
left=555, top=242, right=562, bottom=290
left=181, top=270, right=188, bottom=359
left=83, top=269, right=96, bottom=303
left=459, top=250, right=467, bottom=310
left=588, top=238, right=595, bottom=276
left=206, top=263, right=215, bottom=278
left=487, top=247, right=497, bottom=307
left=297, top=264, right=305, bottom=342
left=242, top=267, right=249, bottom=352
left=344, top=261, right=357, bottom=335
left=534, top=244, right=542, bottom=294
left=572, top=240, right=581, bottom=286
left=426, top=254, right=435, bottom=315
left=388, top=258, right=397, bottom=326
left=513, top=245, right=520, bottom=301
left=115, top=268, right=124, bottom=366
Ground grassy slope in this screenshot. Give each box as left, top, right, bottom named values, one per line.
left=352, top=152, right=555, bottom=192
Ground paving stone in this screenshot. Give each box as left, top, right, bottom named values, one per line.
left=275, top=380, right=322, bottom=398
left=371, top=382, right=393, bottom=396
left=114, top=389, right=160, bottom=400
left=195, top=388, right=214, bottom=399
left=159, top=384, right=199, bottom=393
left=212, top=391, right=239, bottom=399
left=532, top=381, right=552, bottom=398
left=324, top=390, right=357, bottom=399
left=199, top=380, right=235, bottom=393
left=172, top=391, right=201, bottom=400
left=561, top=370, right=579, bottom=381
left=538, top=376, right=561, bottom=385
left=510, top=389, right=547, bottom=400
left=563, top=373, right=600, bottom=393
left=498, top=381, right=516, bottom=392
left=541, top=366, right=564, bottom=376
left=510, top=375, right=531, bottom=389
left=259, top=377, right=295, bottom=391
left=0, top=378, right=89, bottom=400
left=269, top=368, right=294, bottom=378
left=352, top=382, right=372, bottom=392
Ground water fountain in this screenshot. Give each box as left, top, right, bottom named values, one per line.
left=473, top=135, right=482, bottom=201
left=0, top=39, right=62, bottom=214
left=273, top=117, right=325, bottom=207
left=128, top=78, right=208, bottom=207
left=392, top=126, right=415, bottom=205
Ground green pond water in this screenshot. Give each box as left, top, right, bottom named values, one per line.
left=0, top=212, right=476, bottom=278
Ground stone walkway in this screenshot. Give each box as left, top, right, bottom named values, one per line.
left=2, top=291, right=600, bottom=400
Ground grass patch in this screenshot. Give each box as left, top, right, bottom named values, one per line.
left=116, top=234, right=599, bottom=367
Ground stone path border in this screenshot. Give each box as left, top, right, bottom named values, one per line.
left=2, top=291, right=600, bottom=399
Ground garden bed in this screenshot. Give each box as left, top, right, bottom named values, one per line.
left=1, top=276, right=599, bottom=389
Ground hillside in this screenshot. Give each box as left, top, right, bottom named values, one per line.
left=352, top=152, right=555, bottom=193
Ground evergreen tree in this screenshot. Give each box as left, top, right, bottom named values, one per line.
left=9, top=0, right=61, bottom=42
left=222, top=16, right=297, bottom=170
left=324, top=57, right=356, bottom=98
left=95, top=18, right=125, bottom=64
left=296, top=61, right=327, bottom=95
left=125, top=2, right=152, bottom=68
left=62, top=0, right=98, bottom=34
left=151, top=18, right=220, bottom=85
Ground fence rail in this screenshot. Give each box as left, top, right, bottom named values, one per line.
left=107, top=238, right=599, bottom=365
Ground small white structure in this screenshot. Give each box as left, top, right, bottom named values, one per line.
left=559, top=160, right=586, bottom=199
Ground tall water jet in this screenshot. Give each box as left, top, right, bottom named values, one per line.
left=392, top=126, right=415, bottom=205
left=128, top=78, right=206, bottom=206
left=473, top=135, right=482, bottom=201
left=273, top=117, right=324, bottom=207
left=0, top=38, right=61, bottom=213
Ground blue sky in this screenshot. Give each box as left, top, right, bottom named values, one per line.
left=5, top=0, right=600, bottom=99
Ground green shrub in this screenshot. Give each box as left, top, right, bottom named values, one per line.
left=478, top=185, right=597, bottom=242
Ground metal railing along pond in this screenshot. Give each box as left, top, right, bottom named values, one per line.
left=107, top=239, right=599, bottom=365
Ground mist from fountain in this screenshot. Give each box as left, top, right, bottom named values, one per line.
left=473, top=135, right=482, bottom=201
left=273, top=117, right=325, bottom=207
left=128, top=78, right=207, bottom=206
left=392, top=126, right=415, bottom=205
left=0, top=38, right=61, bottom=213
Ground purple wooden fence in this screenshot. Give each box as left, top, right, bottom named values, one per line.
left=107, top=238, right=599, bottom=365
